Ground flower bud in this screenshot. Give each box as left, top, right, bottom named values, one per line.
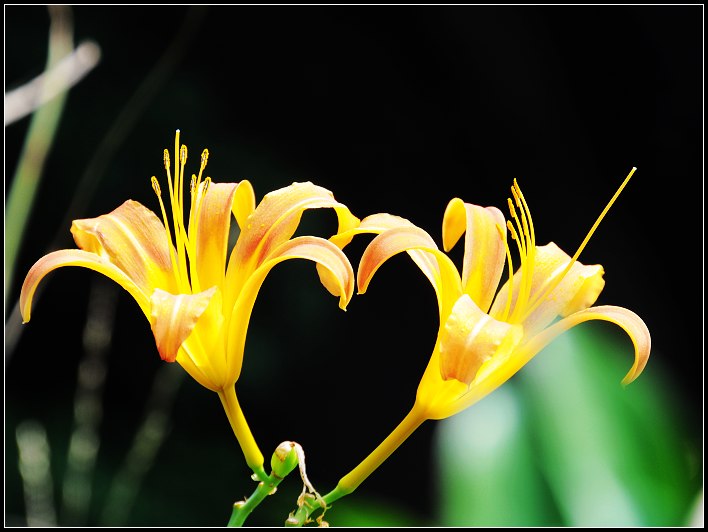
left=271, top=441, right=299, bottom=478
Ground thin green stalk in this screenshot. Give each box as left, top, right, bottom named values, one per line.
left=227, top=473, right=284, bottom=527
left=286, top=404, right=427, bottom=526
left=5, top=6, right=73, bottom=308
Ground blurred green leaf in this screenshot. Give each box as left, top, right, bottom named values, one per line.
left=434, top=383, right=559, bottom=526
left=324, top=496, right=422, bottom=527
left=435, top=324, right=699, bottom=526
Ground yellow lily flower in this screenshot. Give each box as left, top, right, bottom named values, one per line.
left=328, top=169, right=650, bottom=497
left=20, top=131, right=359, bottom=478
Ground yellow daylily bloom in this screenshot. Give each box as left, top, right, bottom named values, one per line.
left=20, top=131, right=359, bottom=477
left=327, top=169, right=650, bottom=497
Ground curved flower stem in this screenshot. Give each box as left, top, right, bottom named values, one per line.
left=228, top=473, right=284, bottom=527
left=218, top=386, right=268, bottom=482
left=286, top=404, right=427, bottom=526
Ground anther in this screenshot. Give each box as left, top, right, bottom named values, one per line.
left=163, top=149, right=170, bottom=170
left=151, top=176, right=161, bottom=196
left=201, top=149, right=209, bottom=169
left=506, top=220, right=518, bottom=240
left=180, top=144, right=187, bottom=164
left=190, top=175, right=196, bottom=195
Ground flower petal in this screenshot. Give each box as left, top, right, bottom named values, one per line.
left=20, top=249, right=150, bottom=323
left=225, top=235, right=355, bottom=381
left=490, top=242, right=605, bottom=338
left=438, top=294, right=524, bottom=385
left=517, top=304, right=651, bottom=386
left=358, top=225, right=462, bottom=316
left=225, top=182, right=358, bottom=308
left=233, top=179, right=256, bottom=230
left=150, top=287, right=217, bottom=362
left=71, top=200, right=178, bottom=294
left=320, top=212, right=441, bottom=300
left=443, top=199, right=507, bottom=313
left=191, top=181, right=253, bottom=293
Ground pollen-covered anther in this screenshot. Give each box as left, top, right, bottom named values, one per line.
left=163, top=149, right=170, bottom=170
left=151, top=176, right=161, bottom=196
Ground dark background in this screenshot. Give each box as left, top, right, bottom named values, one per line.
left=5, top=5, right=703, bottom=526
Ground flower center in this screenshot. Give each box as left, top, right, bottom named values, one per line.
left=150, top=129, right=211, bottom=293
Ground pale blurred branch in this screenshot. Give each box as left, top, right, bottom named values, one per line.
left=4, top=40, right=101, bottom=126
left=5, top=5, right=78, bottom=309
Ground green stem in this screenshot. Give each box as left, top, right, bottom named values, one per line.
left=218, top=386, right=267, bottom=482
left=228, top=473, right=283, bottom=527
left=286, top=404, right=427, bottom=526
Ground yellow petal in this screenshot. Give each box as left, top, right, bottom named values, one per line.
left=357, top=225, right=462, bottom=316
left=443, top=199, right=507, bottom=313
left=233, top=179, right=256, bottom=230
left=319, top=212, right=435, bottom=298
left=225, top=235, right=355, bottom=381
left=225, top=182, right=357, bottom=307
left=490, top=242, right=605, bottom=337
left=438, top=294, right=523, bottom=385
left=20, top=249, right=150, bottom=323
left=150, top=286, right=218, bottom=364
left=71, top=200, right=178, bottom=294
left=517, top=304, right=651, bottom=386
left=191, top=182, right=251, bottom=293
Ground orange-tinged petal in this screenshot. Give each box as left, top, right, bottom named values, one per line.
left=21, top=249, right=150, bottom=323
left=320, top=212, right=440, bottom=299
left=515, top=304, right=651, bottom=386
left=191, top=182, right=243, bottom=292
left=225, top=182, right=357, bottom=308
left=71, top=200, right=178, bottom=294
left=357, top=225, right=462, bottom=316
left=150, top=286, right=218, bottom=364
left=490, top=242, right=605, bottom=337
left=229, top=182, right=355, bottom=271
left=225, top=235, right=354, bottom=381
left=438, top=294, right=523, bottom=385
left=443, top=199, right=507, bottom=313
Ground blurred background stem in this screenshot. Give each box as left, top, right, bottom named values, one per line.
left=5, top=5, right=73, bottom=309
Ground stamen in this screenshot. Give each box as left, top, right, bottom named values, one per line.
left=509, top=180, right=535, bottom=323
left=504, top=219, right=526, bottom=321
left=179, top=144, right=188, bottom=224
left=151, top=176, right=179, bottom=276
left=172, top=131, right=190, bottom=288
left=522, top=167, right=637, bottom=321
left=497, top=223, right=515, bottom=322
left=151, top=176, right=161, bottom=197
left=507, top=197, right=527, bottom=259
